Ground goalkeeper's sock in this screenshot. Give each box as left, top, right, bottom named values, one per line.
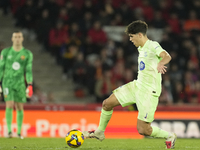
left=97, top=109, right=113, bottom=132
left=150, top=126, right=171, bottom=139
left=17, top=110, right=24, bottom=135
left=5, top=108, right=13, bottom=133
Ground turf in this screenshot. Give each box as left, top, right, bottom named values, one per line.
left=0, top=138, right=199, bottom=150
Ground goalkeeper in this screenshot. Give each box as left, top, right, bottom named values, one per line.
left=0, top=31, right=33, bottom=139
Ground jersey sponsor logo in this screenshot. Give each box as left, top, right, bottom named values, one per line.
left=7, top=55, right=12, bottom=59
left=139, top=61, right=145, bottom=70
left=21, top=55, right=25, bottom=60
left=3, top=88, right=9, bottom=95
left=12, top=62, right=20, bottom=70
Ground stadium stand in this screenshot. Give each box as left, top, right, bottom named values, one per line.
left=1, top=0, right=200, bottom=108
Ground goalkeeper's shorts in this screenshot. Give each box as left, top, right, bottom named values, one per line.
left=2, top=86, right=26, bottom=103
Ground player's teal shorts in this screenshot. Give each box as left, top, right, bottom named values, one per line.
left=2, top=86, right=27, bottom=103
left=113, top=80, right=159, bottom=123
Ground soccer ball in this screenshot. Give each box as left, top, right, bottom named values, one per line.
left=65, top=129, right=84, bottom=148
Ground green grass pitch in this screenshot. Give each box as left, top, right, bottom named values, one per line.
left=0, top=138, right=199, bottom=150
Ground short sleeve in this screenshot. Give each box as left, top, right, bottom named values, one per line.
left=151, top=41, right=165, bottom=57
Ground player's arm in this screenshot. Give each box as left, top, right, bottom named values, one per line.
left=0, top=49, right=6, bottom=82
left=25, top=52, right=33, bottom=97
left=157, top=51, right=171, bottom=74
left=0, top=49, right=6, bottom=93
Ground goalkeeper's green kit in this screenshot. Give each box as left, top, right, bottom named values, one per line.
left=0, top=46, right=33, bottom=102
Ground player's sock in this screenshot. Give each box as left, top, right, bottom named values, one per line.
left=5, top=108, right=13, bottom=133
left=17, top=110, right=24, bottom=135
left=98, top=109, right=113, bottom=131
left=150, top=126, right=171, bottom=139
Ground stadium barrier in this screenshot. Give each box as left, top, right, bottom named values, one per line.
left=0, top=111, right=200, bottom=138
left=0, top=104, right=200, bottom=111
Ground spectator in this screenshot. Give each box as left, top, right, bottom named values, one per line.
left=79, top=12, right=94, bottom=36
left=172, top=81, right=186, bottom=104
left=64, top=1, right=78, bottom=22
left=99, top=48, right=113, bottom=68
left=43, top=0, right=59, bottom=22
left=195, top=35, right=200, bottom=58
left=35, top=9, right=52, bottom=51
left=167, top=12, right=181, bottom=34
left=169, top=63, right=182, bottom=82
left=88, top=21, right=107, bottom=47
left=141, top=0, right=154, bottom=22
left=183, top=10, right=200, bottom=31
left=151, top=10, right=167, bottom=29
left=82, top=36, right=97, bottom=56
left=49, top=20, right=68, bottom=64
left=81, top=0, right=96, bottom=15
left=62, top=44, right=79, bottom=79
left=110, top=13, right=124, bottom=26
left=0, top=0, right=10, bottom=15
left=159, top=85, right=173, bottom=105
left=95, top=69, right=113, bottom=103
left=10, top=0, right=26, bottom=16
left=72, top=52, right=87, bottom=86
left=30, top=87, right=47, bottom=103
left=123, top=68, right=134, bottom=83
left=68, top=22, right=82, bottom=39
left=15, top=0, right=37, bottom=29
left=194, top=81, right=200, bottom=103
left=192, top=0, right=200, bottom=19
left=184, top=71, right=196, bottom=102
left=170, top=0, right=187, bottom=20
left=117, top=4, right=132, bottom=25
left=58, top=7, right=69, bottom=24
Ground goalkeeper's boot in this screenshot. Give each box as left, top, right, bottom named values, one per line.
left=7, top=132, right=12, bottom=138
left=83, top=130, right=105, bottom=141
left=165, top=133, right=177, bottom=149
left=18, top=134, right=24, bottom=139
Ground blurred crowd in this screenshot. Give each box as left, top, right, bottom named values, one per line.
left=1, top=0, right=200, bottom=104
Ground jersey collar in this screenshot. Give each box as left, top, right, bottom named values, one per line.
left=11, top=46, right=24, bottom=52
left=138, top=40, right=150, bottom=51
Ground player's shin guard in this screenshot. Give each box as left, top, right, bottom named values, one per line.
left=150, top=126, right=170, bottom=139
left=5, top=108, right=13, bottom=133
left=98, top=109, right=113, bottom=131
left=17, top=110, right=24, bottom=135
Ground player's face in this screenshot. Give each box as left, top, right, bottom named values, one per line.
left=12, top=32, right=24, bottom=46
left=129, top=33, right=141, bottom=47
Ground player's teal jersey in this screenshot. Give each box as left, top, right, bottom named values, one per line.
left=0, top=46, right=33, bottom=88
left=136, top=40, right=165, bottom=96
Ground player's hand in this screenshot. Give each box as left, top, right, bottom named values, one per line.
left=157, top=63, right=167, bottom=74
left=26, top=84, right=33, bottom=98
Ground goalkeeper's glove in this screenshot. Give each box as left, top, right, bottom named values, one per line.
left=26, top=84, right=33, bottom=98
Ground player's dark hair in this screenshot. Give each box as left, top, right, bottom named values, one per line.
left=125, top=20, right=148, bottom=35
left=13, top=30, right=22, bottom=34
